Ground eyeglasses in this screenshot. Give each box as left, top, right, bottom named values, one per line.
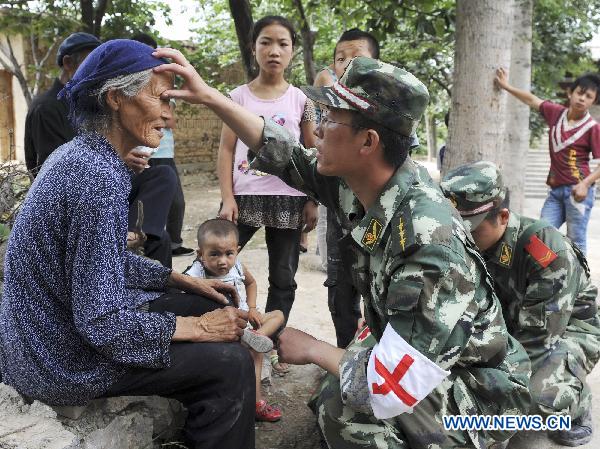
left=319, top=113, right=365, bottom=130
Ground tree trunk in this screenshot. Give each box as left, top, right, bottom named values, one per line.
left=502, top=0, right=533, bottom=213
left=443, top=0, right=515, bottom=176
left=93, top=0, right=110, bottom=37
left=425, top=113, right=437, bottom=162
left=228, top=0, right=256, bottom=81
left=291, top=0, right=316, bottom=85
left=80, top=0, right=94, bottom=35
left=80, top=0, right=109, bottom=37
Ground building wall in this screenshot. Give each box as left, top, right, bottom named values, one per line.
left=173, top=103, right=223, bottom=171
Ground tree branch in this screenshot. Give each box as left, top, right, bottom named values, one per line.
left=291, top=0, right=316, bottom=84
left=1, top=36, right=32, bottom=105
left=93, top=0, right=110, bottom=37
left=431, top=75, right=452, bottom=96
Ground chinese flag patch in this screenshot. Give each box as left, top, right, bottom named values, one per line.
left=524, top=235, right=557, bottom=268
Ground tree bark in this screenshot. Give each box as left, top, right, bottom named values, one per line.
left=93, top=0, right=110, bottom=37
left=502, top=0, right=533, bottom=213
left=425, top=113, right=437, bottom=161
left=291, top=0, right=316, bottom=85
left=228, top=0, right=256, bottom=81
left=443, top=0, right=515, bottom=176
left=80, top=0, right=94, bottom=35
left=80, top=0, right=110, bottom=37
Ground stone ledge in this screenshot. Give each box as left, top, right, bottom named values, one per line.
left=0, top=383, right=187, bottom=449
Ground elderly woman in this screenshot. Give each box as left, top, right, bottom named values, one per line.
left=0, top=40, right=254, bottom=449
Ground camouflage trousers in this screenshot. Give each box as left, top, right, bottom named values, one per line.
left=528, top=317, right=600, bottom=420
left=308, top=327, right=531, bottom=449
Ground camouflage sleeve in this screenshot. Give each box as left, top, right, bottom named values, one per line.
left=338, top=345, right=374, bottom=414
left=248, top=119, right=339, bottom=208
left=513, top=245, right=579, bottom=359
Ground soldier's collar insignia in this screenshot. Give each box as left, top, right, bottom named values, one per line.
left=398, top=217, right=407, bottom=252
left=524, top=235, right=557, bottom=268
left=499, top=243, right=513, bottom=267
left=361, top=218, right=383, bottom=251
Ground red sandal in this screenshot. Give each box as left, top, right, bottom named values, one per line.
left=255, top=400, right=282, bottom=422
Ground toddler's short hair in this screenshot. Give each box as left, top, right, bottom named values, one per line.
left=197, top=218, right=240, bottom=248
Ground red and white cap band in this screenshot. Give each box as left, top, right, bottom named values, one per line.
left=332, top=82, right=373, bottom=111
left=459, top=201, right=495, bottom=217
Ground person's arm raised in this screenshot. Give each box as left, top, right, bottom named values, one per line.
left=153, top=48, right=264, bottom=152
left=495, top=67, right=543, bottom=110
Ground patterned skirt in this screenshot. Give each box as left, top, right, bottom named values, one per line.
left=235, top=195, right=306, bottom=229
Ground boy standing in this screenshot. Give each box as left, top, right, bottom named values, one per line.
left=495, top=69, right=600, bottom=254
left=313, top=29, right=381, bottom=349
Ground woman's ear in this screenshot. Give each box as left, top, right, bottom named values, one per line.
left=105, top=89, right=121, bottom=112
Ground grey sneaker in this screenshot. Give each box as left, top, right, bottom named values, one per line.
left=548, top=409, right=593, bottom=447
left=241, top=329, right=273, bottom=353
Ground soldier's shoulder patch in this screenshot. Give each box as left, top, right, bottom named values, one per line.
left=390, top=210, right=417, bottom=255
left=524, top=235, right=558, bottom=268
left=361, top=217, right=383, bottom=251
left=499, top=243, right=513, bottom=267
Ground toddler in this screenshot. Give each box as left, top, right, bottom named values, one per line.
left=185, top=218, right=285, bottom=421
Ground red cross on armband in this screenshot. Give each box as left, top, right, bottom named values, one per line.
left=367, top=324, right=450, bottom=419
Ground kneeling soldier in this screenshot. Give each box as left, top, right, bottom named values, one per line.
left=441, top=161, right=600, bottom=447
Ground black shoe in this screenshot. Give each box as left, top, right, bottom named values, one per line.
left=172, top=246, right=195, bottom=257
left=548, top=409, right=593, bottom=447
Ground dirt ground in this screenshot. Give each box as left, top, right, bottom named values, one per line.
left=172, top=171, right=334, bottom=449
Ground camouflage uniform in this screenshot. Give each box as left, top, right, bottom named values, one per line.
left=441, top=161, right=600, bottom=421
left=250, top=58, right=531, bottom=449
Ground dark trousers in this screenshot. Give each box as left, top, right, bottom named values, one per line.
left=106, top=293, right=255, bottom=449
left=128, top=165, right=177, bottom=267
left=237, top=223, right=301, bottom=324
left=149, top=158, right=186, bottom=247
left=326, top=210, right=361, bottom=348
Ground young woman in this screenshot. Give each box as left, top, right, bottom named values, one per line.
left=217, top=15, right=317, bottom=419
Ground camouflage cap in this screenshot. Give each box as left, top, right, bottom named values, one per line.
left=440, top=161, right=507, bottom=232
left=301, top=56, right=429, bottom=137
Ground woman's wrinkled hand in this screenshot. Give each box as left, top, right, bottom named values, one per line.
left=186, top=277, right=240, bottom=307
left=124, top=148, right=154, bottom=173
left=190, top=307, right=248, bottom=342
left=152, top=48, right=214, bottom=105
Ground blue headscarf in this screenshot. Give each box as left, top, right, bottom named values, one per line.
left=58, top=39, right=167, bottom=128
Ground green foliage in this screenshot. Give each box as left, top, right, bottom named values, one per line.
left=0, top=0, right=172, bottom=97
left=99, top=0, right=173, bottom=40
